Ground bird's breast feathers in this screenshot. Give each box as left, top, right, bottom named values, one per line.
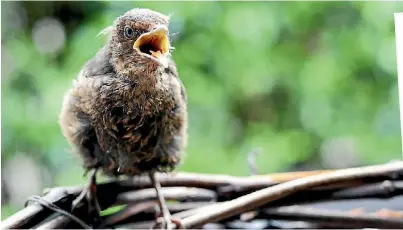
left=88, top=73, right=184, bottom=141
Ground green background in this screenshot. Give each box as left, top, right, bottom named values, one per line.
left=2, top=1, right=403, bottom=219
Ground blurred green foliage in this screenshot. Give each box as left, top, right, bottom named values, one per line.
left=1, top=1, right=403, bottom=218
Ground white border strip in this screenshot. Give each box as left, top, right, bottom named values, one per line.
left=395, top=13, right=403, bottom=159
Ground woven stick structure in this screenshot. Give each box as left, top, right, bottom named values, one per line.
left=2, top=161, right=403, bottom=229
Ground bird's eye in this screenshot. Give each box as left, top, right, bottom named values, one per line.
left=124, top=26, right=134, bottom=38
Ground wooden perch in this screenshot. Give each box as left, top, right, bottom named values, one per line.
left=262, top=206, right=403, bottom=229
left=178, top=161, right=403, bottom=228
left=1, top=161, right=402, bottom=229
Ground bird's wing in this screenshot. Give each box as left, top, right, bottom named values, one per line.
left=78, top=46, right=115, bottom=80
left=166, top=58, right=187, bottom=103
left=178, top=78, right=187, bottom=103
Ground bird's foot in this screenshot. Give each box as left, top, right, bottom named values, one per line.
left=82, top=160, right=101, bottom=177
left=72, top=168, right=102, bottom=224
left=153, top=215, right=183, bottom=230
left=171, top=218, right=183, bottom=229
left=160, top=211, right=173, bottom=230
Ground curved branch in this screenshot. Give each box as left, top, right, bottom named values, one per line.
left=116, top=187, right=216, bottom=205
left=62, top=169, right=338, bottom=194
left=0, top=188, right=80, bottom=229
left=3, top=163, right=403, bottom=229
left=262, top=206, right=403, bottom=228
left=179, top=162, right=403, bottom=228
left=36, top=215, right=71, bottom=229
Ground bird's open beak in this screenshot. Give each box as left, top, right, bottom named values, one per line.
left=133, top=25, right=170, bottom=68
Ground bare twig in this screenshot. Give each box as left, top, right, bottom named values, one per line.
left=331, top=180, right=403, bottom=199
left=1, top=188, right=80, bottom=229
left=100, top=201, right=156, bottom=228
left=263, top=180, right=403, bottom=207
left=60, top=170, right=338, bottom=194
left=117, top=220, right=155, bottom=229
left=100, top=202, right=213, bottom=228
left=26, top=195, right=91, bottom=229
left=178, top=162, right=403, bottom=228
left=262, top=205, right=403, bottom=228
left=116, top=187, right=216, bottom=205
left=35, top=214, right=71, bottom=229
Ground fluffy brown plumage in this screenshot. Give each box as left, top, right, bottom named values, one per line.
left=59, top=8, right=187, bottom=228
left=60, top=8, right=187, bottom=177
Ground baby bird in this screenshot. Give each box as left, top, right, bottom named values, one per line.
left=59, top=8, right=188, bottom=229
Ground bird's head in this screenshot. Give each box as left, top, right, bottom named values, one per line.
left=106, top=8, right=173, bottom=74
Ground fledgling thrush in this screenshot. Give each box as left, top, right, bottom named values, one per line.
left=59, top=8, right=188, bottom=229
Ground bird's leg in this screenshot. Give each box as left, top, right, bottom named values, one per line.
left=72, top=168, right=102, bottom=220
left=149, top=172, right=175, bottom=230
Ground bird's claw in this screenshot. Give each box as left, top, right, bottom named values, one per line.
left=153, top=216, right=182, bottom=230
left=170, top=218, right=183, bottom=229
left=71, top=168, right=102, bottom=224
